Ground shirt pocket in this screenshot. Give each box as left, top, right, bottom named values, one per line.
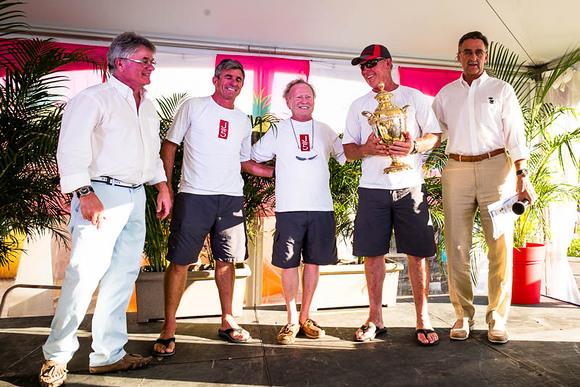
left=478, top=99, right=500, bottom=122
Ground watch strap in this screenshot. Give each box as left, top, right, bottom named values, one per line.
left=75, top=185, right=94, bottom=198
left=516, top=168, right=528, bottom=177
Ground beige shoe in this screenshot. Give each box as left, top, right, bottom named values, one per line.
left=450, top=318, right=475, bottom=341
left=300, top=319, right=326, bottom=339
left=39, top=360, right=68, bottom=387
left=89, top=353, right=152, bottom=374
left=488, top=320, right=509, bottom=344
left=277, top=323, right=300, bottom=345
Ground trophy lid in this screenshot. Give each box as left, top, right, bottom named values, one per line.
left=374, top=82, right=408, bottom=117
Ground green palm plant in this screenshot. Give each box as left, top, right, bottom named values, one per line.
left=142, top=93, right=188, bottom=272
left=0, top=0, right=101, bottom=266
left=487, top=42, right=580, bottom=247
left=329, top=158, right=361, bottom=243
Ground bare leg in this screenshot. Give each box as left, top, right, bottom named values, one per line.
left=215, top=260, right=249, bottom=341
left=153, top=263, right=188, bottom=354
left=299, top=264, right=319, bottom=324
left=281, top=267, right=299, bottom=325
left=408, top=256, right=438, bottom=344
left=355, top=256, right=386, bottom=340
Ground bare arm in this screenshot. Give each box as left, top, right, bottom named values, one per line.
left=343, top=132, right=389, bottom=161
left=154, top=181, right=172, bottom=219
left=390, top=132, right=442, bottom=156
left=241, top=160, right=274, bottom=178
left=514, top=159, right=536, bottom=204
left=160, top=140, right=178, bottom=195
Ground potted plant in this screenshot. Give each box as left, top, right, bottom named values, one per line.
left=486, top=43, right=580, bottom=303
left=0, top=1, right=101, bottom=269
left=0, top=1, right=107, bottom=318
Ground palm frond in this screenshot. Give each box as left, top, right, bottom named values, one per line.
left=0, top=0, right=27, bottom=38
left=142, top=93, right=189, bottom=271
left=0, top=34, right=101, bottom=264
left=487, top=42, right=532, bottom=103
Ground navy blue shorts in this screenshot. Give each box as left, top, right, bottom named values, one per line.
left=272, top=211, right=338, bottom=269
left=167, top=193, right=247, bottom=265
left=353, top=185, right=436, bottom=258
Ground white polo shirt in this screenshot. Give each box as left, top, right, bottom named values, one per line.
left=166, top=96, right=252, bottom=196
left=343, top=85, right=442, bottom=190
left=57, top=76, right=166, bottom=193
left=251, top=119, right=345, bottom=212
left=432, top=72, right=528, bottom=161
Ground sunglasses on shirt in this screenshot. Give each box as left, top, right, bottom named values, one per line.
left=360, top=58, right=385, bottom=70
left=295, top=154, right=318, bottom=161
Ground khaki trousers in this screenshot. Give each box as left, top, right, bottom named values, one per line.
left=442, top=154, right=515, bottom=325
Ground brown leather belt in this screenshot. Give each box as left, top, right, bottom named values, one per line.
left=448, top=149, right=505, bottom=162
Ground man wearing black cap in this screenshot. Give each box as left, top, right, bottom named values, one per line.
left=343, top=44, right=442, bottom=345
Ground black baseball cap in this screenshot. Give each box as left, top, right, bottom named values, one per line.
left=351, top=44, right=391, bottom=65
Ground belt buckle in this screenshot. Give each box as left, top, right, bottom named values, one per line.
left=458, top=154, right=463, bottom=162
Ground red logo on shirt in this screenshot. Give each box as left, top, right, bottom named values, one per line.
left=218, top=120, right=229, bottom=139
left=299, top=134, right=310, bottom=151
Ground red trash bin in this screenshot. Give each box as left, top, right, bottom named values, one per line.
left=512, top=243, right=545, bottom=304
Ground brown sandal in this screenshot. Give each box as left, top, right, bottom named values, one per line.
left=39, top=360, right=68, bottom=387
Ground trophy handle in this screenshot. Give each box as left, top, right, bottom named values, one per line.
left=361, top=111, right=380, bottom=138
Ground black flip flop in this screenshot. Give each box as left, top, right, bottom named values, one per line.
left=152, top=337, right=176, bottom=357
left=415, top=329, right=439, bottom=346
left=218, top=328, right=251, bottom=343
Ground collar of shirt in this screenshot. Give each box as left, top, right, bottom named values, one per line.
left=460, top=71, right=489, bottom=89
left=109, top=75, right=146, bottom=101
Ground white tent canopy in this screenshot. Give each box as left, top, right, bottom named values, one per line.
left=23, top=0, right=580, bottom=67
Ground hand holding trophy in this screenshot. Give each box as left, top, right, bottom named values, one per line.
left=362, top=82, right=412, bottom=174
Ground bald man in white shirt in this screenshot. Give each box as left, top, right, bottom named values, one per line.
left=433, top=31, right=536, bottom=344
left=40, top=32, right=171, bottom=387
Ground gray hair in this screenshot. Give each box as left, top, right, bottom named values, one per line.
left=214, top=58, right=245, bottom=79
left=283, top=79, right=316, bottom=99
left=107, top=32, right=156, bottom=72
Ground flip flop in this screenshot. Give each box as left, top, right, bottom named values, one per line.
left=152, top=337, right=176, bottom=357
left=415, top=329, right=439, bottom=347
left=218, top=328, right=251, bottom=344
left=354, top=323, right=388, bottom=342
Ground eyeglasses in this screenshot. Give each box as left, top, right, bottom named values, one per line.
left=459, top=49, right=487, bottom=58
left=360, top=58, right=384, bottom=70
left=120, top=57, right=157, bottom=66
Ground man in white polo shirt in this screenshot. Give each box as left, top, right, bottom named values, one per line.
left=40, top=32, right=171, bottom=387
left=433, top=31, right=536, bottom=344
left=343, top=44, right=442, bottom=346
left=252, top=79, right=345, bottom=344
left=153, top=59, right=272, bottom=356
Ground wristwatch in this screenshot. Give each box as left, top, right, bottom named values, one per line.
left=516, top=168, right=529, bottom=178
left=410, top=140, right=419, bottom=155
left=75, top=185, right=94, bottom=198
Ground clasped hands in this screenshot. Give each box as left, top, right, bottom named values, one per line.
left=362, top=132, right=414, bottom=157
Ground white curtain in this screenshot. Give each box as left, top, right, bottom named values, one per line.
left=543, top=64, right=580, bottom=304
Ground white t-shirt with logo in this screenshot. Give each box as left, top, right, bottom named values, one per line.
left=343, top=85, right=442, bottom=190
left=251, top=119, right=346, bottom=212
left=166, top=96, right=251, bottom=196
